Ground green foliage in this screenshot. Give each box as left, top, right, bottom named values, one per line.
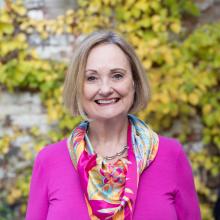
left=163, top=0, right=200, bottom=17
left=0, top=0, right=219, bottom=219
left=0, top=1, right=80, bottom=218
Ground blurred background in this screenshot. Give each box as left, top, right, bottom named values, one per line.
left=0, top=0, right=220, bottom=219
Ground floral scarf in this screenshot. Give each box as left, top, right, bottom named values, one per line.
left=67, top=114, right=159, bottom=220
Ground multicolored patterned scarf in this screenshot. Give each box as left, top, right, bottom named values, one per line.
left=67, top=114, right=159, bottom=220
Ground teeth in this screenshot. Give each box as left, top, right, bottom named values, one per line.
left=96, top=98, right=118, bottom=104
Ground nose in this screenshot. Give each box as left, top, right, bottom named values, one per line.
left=98, top=80, right=113, bottom=96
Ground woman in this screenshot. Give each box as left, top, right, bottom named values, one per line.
left=26, top=31, right=201, bottom=220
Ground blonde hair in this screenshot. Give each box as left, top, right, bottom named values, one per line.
left=63, top=31, right=151, bottom=118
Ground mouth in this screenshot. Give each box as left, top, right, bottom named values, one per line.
left=95, top=98, right=120, bottom=105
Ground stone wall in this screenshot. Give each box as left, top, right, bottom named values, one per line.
left=0, top=90, right=51, bottom=187
left=184, top=0, right=220, bottom=32
left=0, top=91, right=50, bottom=138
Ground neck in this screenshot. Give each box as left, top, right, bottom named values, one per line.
left=88, top=115, right=129, bottom=156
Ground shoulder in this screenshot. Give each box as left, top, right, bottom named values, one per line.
left=35, top=138, right=68, bottom=165
left=158, top=135, right=193, bottom=171
left=157, top=135, right=187, bottom=160
left=159, top=135, right=183, bottom=151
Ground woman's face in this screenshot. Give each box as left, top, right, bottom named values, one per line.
left=82, top=43, right=135, bottom=121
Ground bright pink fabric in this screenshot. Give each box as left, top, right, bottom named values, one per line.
left=72, top=123, right=137, bottom=219
left=26, top=136, right=201, bottom=220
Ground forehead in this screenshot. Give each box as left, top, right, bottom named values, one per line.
left=85, top=43, right=131, bottom=70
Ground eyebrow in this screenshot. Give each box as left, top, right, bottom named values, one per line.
left=85, top=68, right=127, bottom=74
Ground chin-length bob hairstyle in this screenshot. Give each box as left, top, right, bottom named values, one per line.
left=63, top=30, right=151, bottom=119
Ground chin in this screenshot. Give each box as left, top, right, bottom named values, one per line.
left=89, top=111, right=128, bottom=121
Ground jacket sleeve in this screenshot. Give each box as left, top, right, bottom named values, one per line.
left=26, top=151, right=49, bottom=220
left=174, top=143, right=201, bottom=220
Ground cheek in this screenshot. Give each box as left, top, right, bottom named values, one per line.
left=83, top=84, right=96, bottom=100
left=118, top=82, right=135, bottom=104
left=122, top=81, right=135, bottom=96
left=128, top=82, right=135, bottom=103
left=129, top=88, right=135, bottom=103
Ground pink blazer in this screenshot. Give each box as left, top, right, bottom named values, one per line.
left=26, top=136, right=201, bottom=220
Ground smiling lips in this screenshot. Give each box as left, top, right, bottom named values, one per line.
left=95, top=98, right=120, bottom=105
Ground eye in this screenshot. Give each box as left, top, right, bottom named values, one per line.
left=113, top=73, right=123, bottom=80
left=86, top=76, right=97, bottom=81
